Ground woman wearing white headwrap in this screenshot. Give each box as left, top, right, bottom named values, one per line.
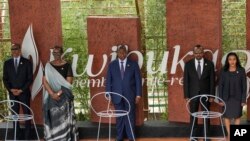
left=43, top=46, right=78, bottom=141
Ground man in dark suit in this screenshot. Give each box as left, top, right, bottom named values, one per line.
left=3, top=44, right=33, bottom=140
left=183, top=44, right=215, bottom=140
left=106, top=45, right=142, bottom=141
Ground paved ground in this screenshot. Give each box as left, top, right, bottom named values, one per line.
left=81, top=137, right=227, bottom=141
left=81, top=138, right=188, bottom=141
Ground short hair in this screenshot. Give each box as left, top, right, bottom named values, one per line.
left=193, top=44, right=203, bottom=49
left=11, top=43, right=21, bottom=49
left=53, top=45, right=63, bottom=53
left=193, top=44, right=204, bottom=52
left=117, top=45, right=128, bottom=52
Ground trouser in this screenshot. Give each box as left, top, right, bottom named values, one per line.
left=114, top=99, right=136, bottom=140
left=9, top=93, right=31, bottom=139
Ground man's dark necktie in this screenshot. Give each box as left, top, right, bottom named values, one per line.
left=120, top=61, right=124, bottom=79
left=197, top=61, right=201, bottom=79
left=14, top=58, right=18, bottom=72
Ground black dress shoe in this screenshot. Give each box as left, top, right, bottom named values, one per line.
left=190, top=137, right=198, bottom=141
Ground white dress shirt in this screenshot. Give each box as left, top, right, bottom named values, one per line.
left=119, top=58, right=127, bottom=71
left=195, top=58, right=204, bottom=74
left=14, top=56, right=21, bottom=66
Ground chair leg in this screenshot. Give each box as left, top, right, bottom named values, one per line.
left=190, top=117, right=196, bottom=140
left=32, top=119, right=40, bottom=140
left=203, top=118, right=207, bottom=140
left=219, top=117, right=226, bottom=140
left=127, top=115, right=135, bottom=141
left=14, top=121, right=17, bottom=141
left=5, top=121, right=9, bottom=141
left=97, top=116, right=102, bottom=141
left=109, top=116, right=111, bottom=141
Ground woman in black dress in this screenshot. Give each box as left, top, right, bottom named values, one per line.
left=218, top=52, right=247, bottom=140
left=43, top=46, right=78, bottom=141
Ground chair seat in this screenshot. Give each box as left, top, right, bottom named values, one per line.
left=97, top=110, right=129, bottom=118
left=191, top=111, right=222, bottom=118
left=91, top=92, right=135, bottom=141
left=4, top=114, right=33, bottom=121
left=0, top=100, right=40, bottom=140
left=186, top=95, right=226, bottom=141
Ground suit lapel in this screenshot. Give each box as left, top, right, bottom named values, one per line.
left=115, top=60, right=123, bottom=80
left=12, top=58, right=15, bottom=69
left=11, top=58, right=17, bottom=74
left=200, top=59, right=208, bottom=79
left=115, top=59, right=131, bottom=80
left=190, top=59, right=200, bottom=79
left=123, top=60, right=131, bottom=78
left=191, top=58, right=210, bottom=79
left=16, top=57, right=24, bottom=75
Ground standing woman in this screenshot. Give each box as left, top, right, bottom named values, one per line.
left=43, top=46, right=78, bottom=141
left=218, top=52, right=247, bottom=140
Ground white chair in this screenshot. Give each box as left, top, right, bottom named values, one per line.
left=186, top=94, right=226, bottom=141
left=0, top=100, right=40, bottom=141
left=90, top=91, right=135, bottom=141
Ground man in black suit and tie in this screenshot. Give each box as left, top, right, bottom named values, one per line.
left=183, top=44, right=215, bottom=140
left=3, top=44, right=33, bottom=140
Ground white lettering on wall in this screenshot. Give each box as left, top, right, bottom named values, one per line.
left=63, top=44, right=250, bottom=97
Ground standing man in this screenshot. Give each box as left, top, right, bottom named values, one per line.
left=106, top=45, right=142, bottom=141
left=183, top=44, right=215, bottom=140
left=3, top=43, right=33, bottom=140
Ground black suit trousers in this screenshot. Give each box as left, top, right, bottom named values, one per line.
left=9, top=93, right=31, bottom=138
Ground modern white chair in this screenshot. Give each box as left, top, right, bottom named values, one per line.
left=186, top=94, right=226, bottom=141
left=0, top=100, right=40, bottom=141
left=90, top=91, right=135, bottom=141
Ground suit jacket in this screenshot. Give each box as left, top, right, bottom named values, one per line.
left=218, top=67, right=247, bottom=103
left=3, top=56, right=33, bottom=97
left=184, top=58, right=215, bottom=98
left=106, top=59, right=142, bottom=104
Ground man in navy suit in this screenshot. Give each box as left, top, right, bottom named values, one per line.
left=106, top=45, right=142, bottom=141
left=183, top=44, right=215, bottom=141
left=3, top=44, right=33, bottom=140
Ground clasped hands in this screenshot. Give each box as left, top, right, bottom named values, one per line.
left=51, top=90, right=63, bottom=101
left=218, top=102, right=246, bottom=107
left=105, top=93, right=141, bottom=104
left=11, top=89, right=23, bottom=96
left=185, top=97, right=214, bottom=103
left=135, top=96, right=141, bottom=104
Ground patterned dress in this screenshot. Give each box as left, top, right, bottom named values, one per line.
left=43, top=63, right=78, bottom=141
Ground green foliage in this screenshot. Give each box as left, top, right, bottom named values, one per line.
left=0, top=42, right=11, bottom=120
left=0, top=1, right=11, bottom=120
left=222, top=0, right=246, bottom=51
left=143, top=0, right=167, bottom=120
left=222, top=0, right=247, bottom=89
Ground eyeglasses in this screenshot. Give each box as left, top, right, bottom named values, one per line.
left=11, top=48, right=20, bottom=51
left=52, top=52, right=61, bottom=55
